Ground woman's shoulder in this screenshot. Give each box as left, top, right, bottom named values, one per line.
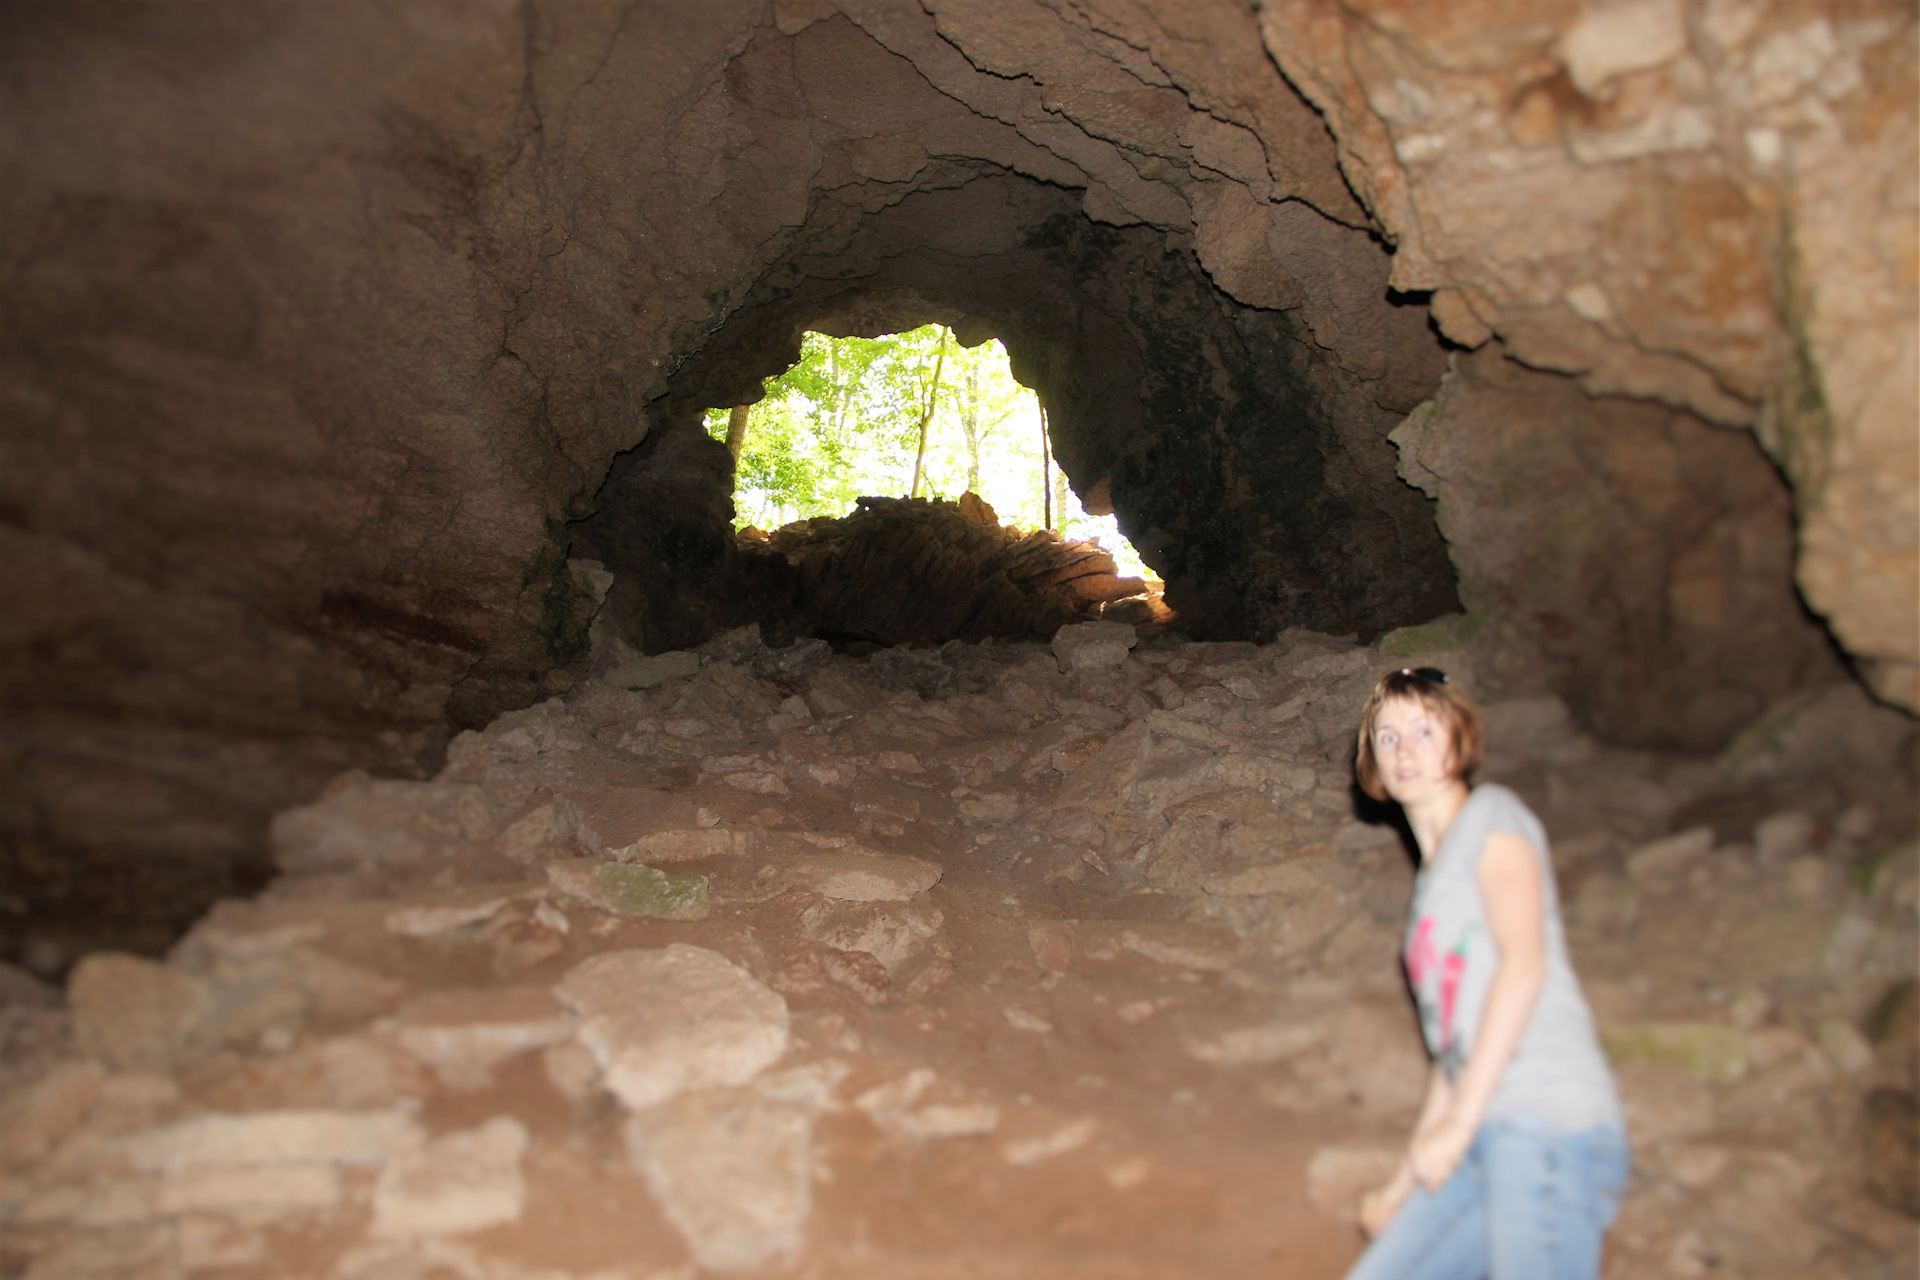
left=1463, top=783, right=1546, bottom=834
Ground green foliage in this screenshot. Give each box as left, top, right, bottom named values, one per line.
left=706, top=324, right=1156, bottom=579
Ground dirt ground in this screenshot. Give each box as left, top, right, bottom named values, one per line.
left=1, top=624, right=1914, bottom=1279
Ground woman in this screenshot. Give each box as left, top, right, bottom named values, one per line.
left=1345, top=667, right=1628, bottom=1280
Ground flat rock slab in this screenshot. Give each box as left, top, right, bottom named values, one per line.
left=786, top=851, right=942, bottom=902
left=800, top=901, right=945, bottom=973
left=546, top=859, right=710, bottom=920
left=158, top=1163, right=343, bottom=1215
left=606, top=649, right=703, bottom=690
left=175, top=898, right=330, bottom=961
left=123, top=1109, right=424, bottom=1171
left=607, top=827, right=752, bottom=864
left=627, top=1090, right=813, bottom=1273
left=372, top=1116, right=528, bottom=1239
left=395, top=986, right=575, bottom=1088
left=552, top=945, right=790, bottom=1110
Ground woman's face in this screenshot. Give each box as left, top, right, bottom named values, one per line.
left=1369, top=695, right=1461, bottom=807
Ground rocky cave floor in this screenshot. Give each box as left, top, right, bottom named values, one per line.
left=0, top=624, right=1914, bottom=1280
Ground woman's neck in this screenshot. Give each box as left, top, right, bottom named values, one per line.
left=1404, top=780, right=1471, bottom=864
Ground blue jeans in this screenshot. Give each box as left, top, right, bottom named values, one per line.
left=1343, top=1117, right=1630, bottom=1280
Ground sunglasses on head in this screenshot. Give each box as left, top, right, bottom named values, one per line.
left=1387, top=666, right=1449, bottom=685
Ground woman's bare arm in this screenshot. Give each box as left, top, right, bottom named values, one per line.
left=1409, top=831, right=1548, bottom=1188
left=1360, top=1065, right=1453, bottom=1235
left=1413, top=1062, right=1453, bottom=1133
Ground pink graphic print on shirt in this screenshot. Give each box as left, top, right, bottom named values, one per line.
left=1406, top=918, right=1480, bottom=1055
left=1406, top=917, right=1437, bottom=987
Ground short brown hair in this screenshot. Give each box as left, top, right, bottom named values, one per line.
left=1354, top=669, right=1485, bottom=802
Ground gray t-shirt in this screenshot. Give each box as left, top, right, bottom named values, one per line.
left=1404, top=784, right=1622, bottom=1130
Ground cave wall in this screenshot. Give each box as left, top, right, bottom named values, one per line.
left=1394, top=345, right=1846, bottom=750
left=0, top=0, right=1912, bottom=951
left=1250, top=0, right=1918, bottom=708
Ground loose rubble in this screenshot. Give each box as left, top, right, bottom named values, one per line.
left=0, top=622, right=1912, bottom=1279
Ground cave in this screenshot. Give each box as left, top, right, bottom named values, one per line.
left=1, top=3, right=1915, bottom=1276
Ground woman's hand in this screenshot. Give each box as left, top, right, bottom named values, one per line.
left=1408, top=1112, right=1475, bottom=1190
left=1358, top=1161, right=1414, bottom=1238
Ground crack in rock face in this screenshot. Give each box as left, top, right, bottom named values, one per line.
left=0, top=3, right=1912, bottom=968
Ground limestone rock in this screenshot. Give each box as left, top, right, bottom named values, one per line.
left=784, top=850, right=942, bottom=902
left=608, top=827, right=752, bottom=864
left=551, top=946, right=790, bottom=1111
left=545, top=859, right=710, bottom=921
left=1184, top=1019, right=1322, bottom=1068
left=202, top=1033, right=430, bottom=1110
left=1051, top=621, right=1138, bottom=673
left=1625, top=828, right=1714, bottom=886
left=383, top=885, right=541, bottom=938
left=750, top=637, right=832, bottom=682
left=800, top=901, right=945, bottom=973
left=1027, top=922, right=1073, bottom=974
left=371, top=1116, right=529, bottom=1239
left=68, top=953, right=213, bottom=1074
left=1755, top=810, right=1817, bottom=864
left=271, top=776, right=496, bottom=874
left=498, top=799, right=600, bottom=865
left=0, top=1061, right=104, bottom=1169
left=1003, top=1117, right=1097, bottom=1167
left=627, top=1088, right=814, bottom=1274
left=1119, top=925, right=1239, bottom=971
left=855, top=1070, right=1000, bottom=1142
left=123, top=1109, right=424, bottom=1170
left=395, top=987, right=576, bottom=1089
left=607, top=649, right=703, bottom=691
left=157, top=1164, right=342, bottom=1216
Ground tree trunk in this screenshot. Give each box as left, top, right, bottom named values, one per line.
left=961, top=364, right=981, bottom=493
left=908, top=328, right=949, bottom=499
left=1039, top=402, right=1052, bottom=530
left=725, top=405, right=751, bottom=462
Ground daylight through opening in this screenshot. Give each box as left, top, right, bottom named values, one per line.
left=704, top=326, right=1158, bottom=584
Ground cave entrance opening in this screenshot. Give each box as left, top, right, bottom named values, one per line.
left=700, top=325, right=1157, bottom=585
